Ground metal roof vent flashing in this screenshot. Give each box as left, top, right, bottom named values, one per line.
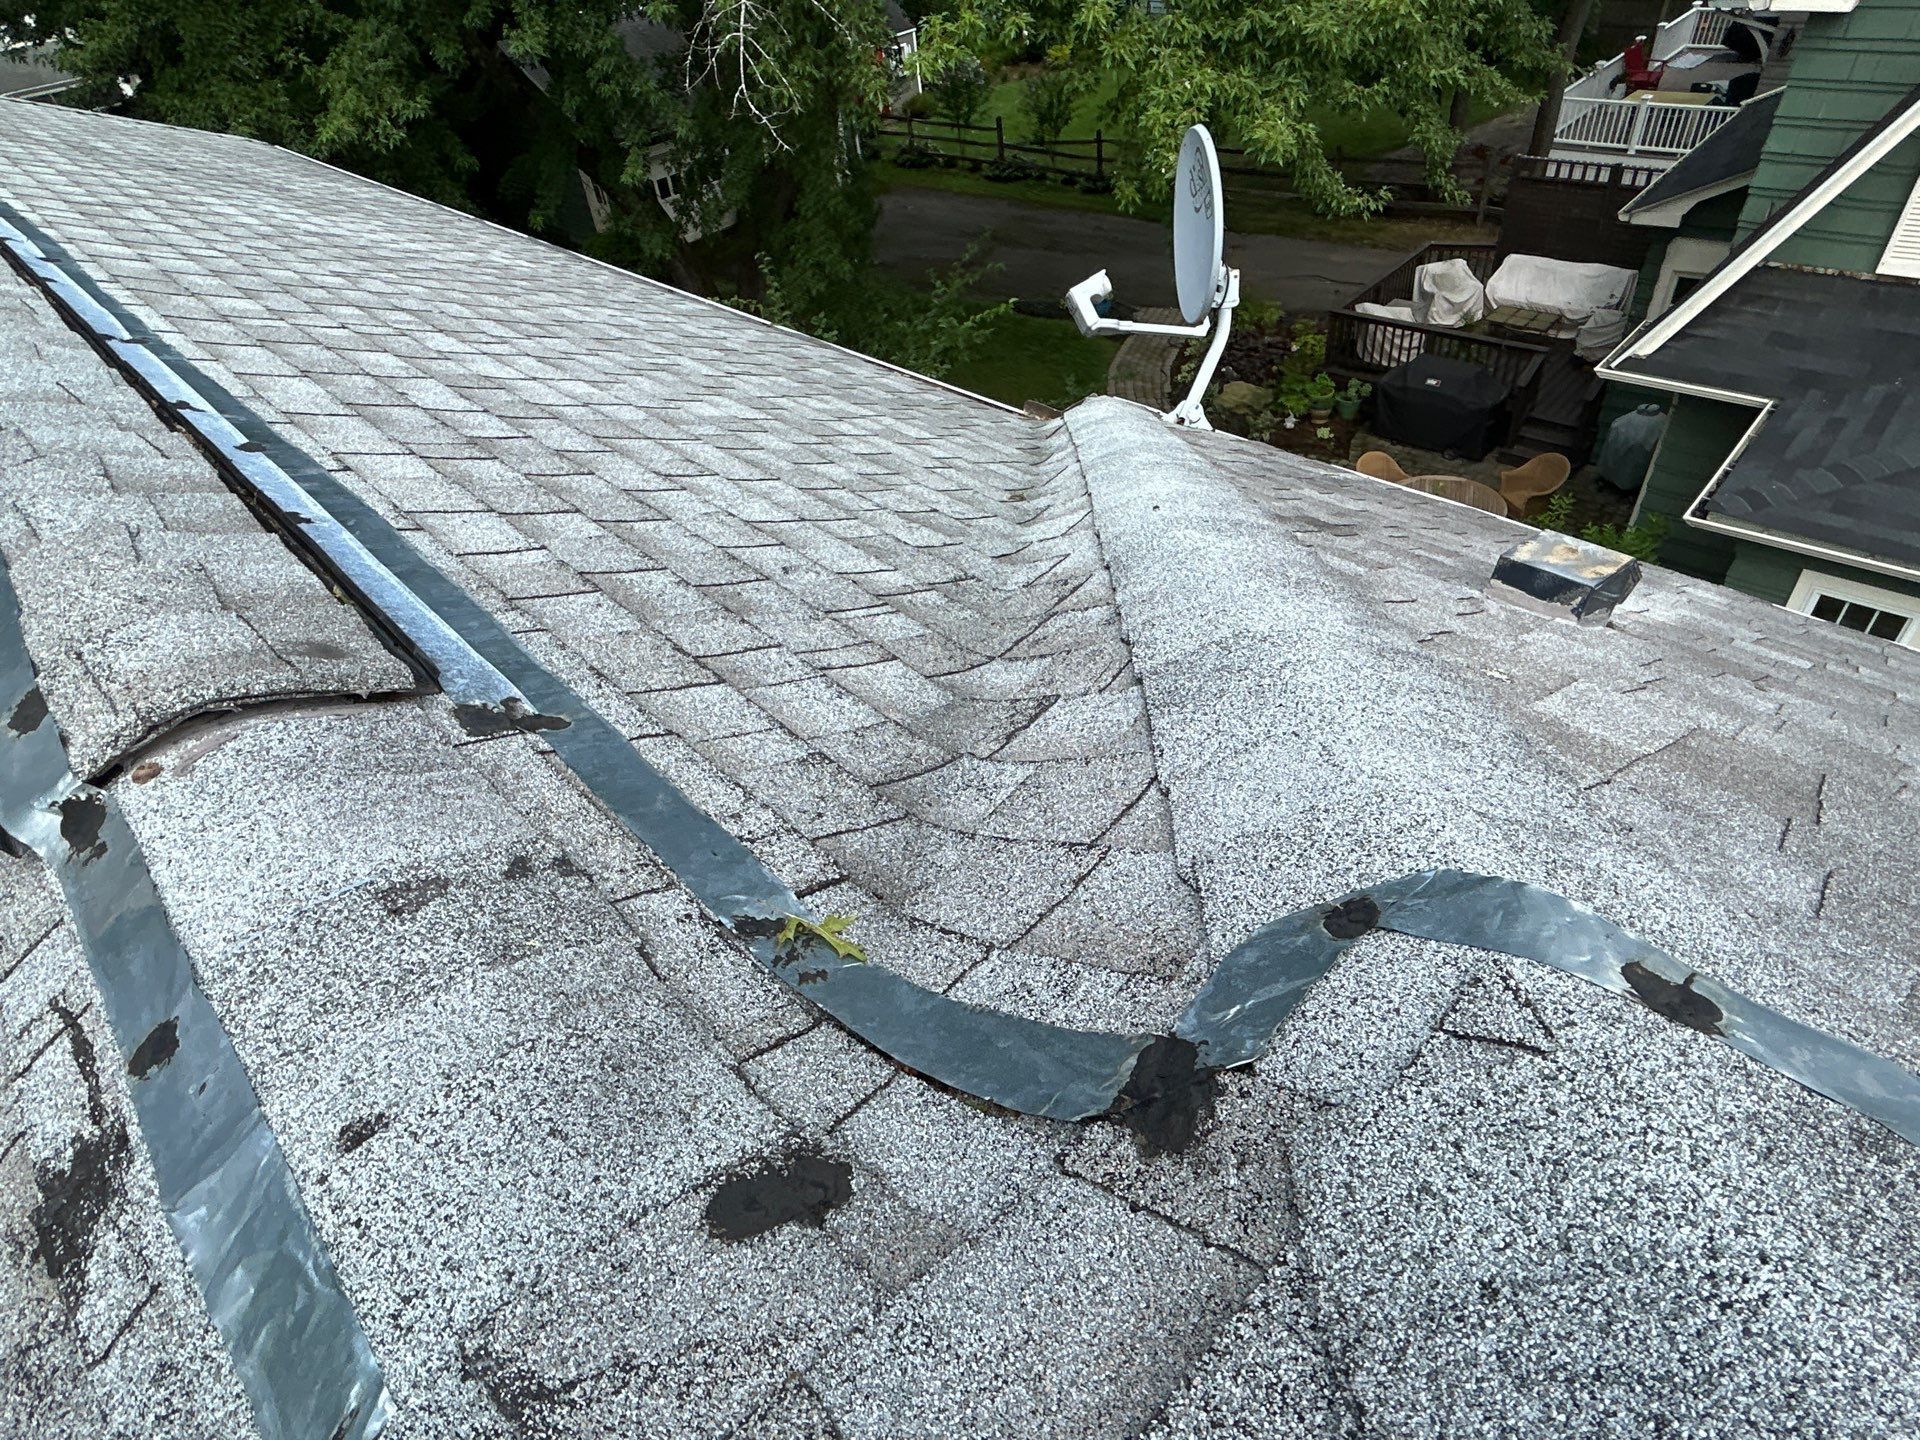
left=1489, top=531, right=1641, bottom=627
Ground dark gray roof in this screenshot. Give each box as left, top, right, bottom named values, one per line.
left=1620, top=88, right=1782, bottom=223
left=615, top=17, right=685, bottom=64
left=1612, top=263, right=1920, bottom=572
left=2, top=99, right=1918, bottom=1440
left=0, top=44, right=76, bottom=99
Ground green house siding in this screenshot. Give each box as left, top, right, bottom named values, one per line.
left=1737, top=0, right=1920, bottom=269
left=1596, top=193, right=1749, bottom=465
left=1724, top=542, right=1920, bottom=610
left=1635, top=393, right=1753, bottom=581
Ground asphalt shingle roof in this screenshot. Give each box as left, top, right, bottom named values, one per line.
left=2, top=100, right=1918, bottom=1440
left=1618, top=88, right=1782, bottom=222
left=1610, top=262, right=1920, bottom=572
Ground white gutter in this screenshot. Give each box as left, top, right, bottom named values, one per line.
left=1593, top=360, right=1920, bottom=586
left=1605, top=88, right=1920, bottom=365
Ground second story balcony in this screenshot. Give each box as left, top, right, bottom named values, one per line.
left=1550, top=3, right=1782, bottom=168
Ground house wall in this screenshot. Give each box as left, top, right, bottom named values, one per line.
left=1736, top=0, right=1920, bottom=267
left=1594, top=191, right=1748, bottom=470
left=1634, top=392, right=1752, bottom=581
left=1724, top=541, right=1920, bottom=608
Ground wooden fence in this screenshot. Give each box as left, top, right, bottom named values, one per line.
left=878, top=115, right=1505, bottom=220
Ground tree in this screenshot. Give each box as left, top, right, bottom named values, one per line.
left=1020, top=49, right=1087, bottom=147
left=1526, top=0, right=1599, bottom=159
left=926, top=54, right=990, bottom=127
left=0, top=1, right=895, bottom=305
left=920, top=0, right=1560, bottom=215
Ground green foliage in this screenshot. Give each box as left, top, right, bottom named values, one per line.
left=1, top=1, right=898, bottom=320
left=1538, top=491, right=1577, bottom=532
left=1582, top=513, right=1669, bottom=564
left=775, top=913, right=869, bottom=962
left=743, top=240, right=1012, bottom=381
left=1270, top=319, right=1332, bottom=418
left=919, top=0, right=1556, bottom=215
left=927, top=55, right=990, bottom=126
left=1019, top=52, right=1088, bottom=146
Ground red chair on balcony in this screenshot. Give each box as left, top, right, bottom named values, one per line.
left=1619, top=36, right=1665, bottom=93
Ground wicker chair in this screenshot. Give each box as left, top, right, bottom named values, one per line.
left=1355, top=450, right=1411, bottom=484
left=1497, top=452, right=1571, bottom=518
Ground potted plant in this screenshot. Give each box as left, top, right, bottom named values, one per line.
left=1334, top=378, right=1371, bottom=422
left=1307, top=374, right=1337, bottom=424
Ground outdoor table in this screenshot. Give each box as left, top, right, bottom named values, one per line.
left=1403, top=475, right=1509, bottom=515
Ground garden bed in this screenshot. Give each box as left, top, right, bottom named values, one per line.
left=1176, top=312, right=1371, bottom=464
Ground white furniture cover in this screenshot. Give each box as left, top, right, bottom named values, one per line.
left=1353, top=302, right=1425, bottom=367
left=1411, top=258, right=1487, bottom=329
left=1485, top=254, right=1637, bottom=323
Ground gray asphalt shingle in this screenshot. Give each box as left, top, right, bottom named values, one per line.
left=1, top=100, right=1917, bottom=1440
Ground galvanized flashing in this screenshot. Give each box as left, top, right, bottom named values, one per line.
left=0, top=556, right=390, bottom=1440
left=0, top=211, right=526, bottom=727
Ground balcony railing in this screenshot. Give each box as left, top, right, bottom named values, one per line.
left=1555, top=96, right=1737, bottom=156
left=1553, top=3, right=1743, bottom=159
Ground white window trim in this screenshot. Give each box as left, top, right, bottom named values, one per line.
left=1787, top=569, right=1920, bottom=648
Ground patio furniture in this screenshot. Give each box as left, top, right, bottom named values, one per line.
left=1405, top=475, right=1509, bottom=515
left=1355, top=451, right=1411, bottom=484
left=1484, top=305, right=1570, bottom=342
left=1497, top=452, right=1572, bottom=518
left=1618, top=37, right=1664, bottom=93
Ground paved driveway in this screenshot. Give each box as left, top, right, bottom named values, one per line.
left=875, top=186, right=1401, bottom=314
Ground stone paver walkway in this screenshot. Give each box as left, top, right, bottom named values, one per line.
left=1106, top=307, right=1182, bottom=409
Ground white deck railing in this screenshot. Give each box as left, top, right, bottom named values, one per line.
left=1554, top=4, right=1742, bottom=160
left=1555, top=95, right=1737, bottom=157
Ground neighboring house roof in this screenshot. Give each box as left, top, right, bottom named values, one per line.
left=1620, top=88, right=1783, bottom=228
left=1603, top=85, right=1920, bottom=580
left=1614, top=264, right=1920, bottom=573
left=0, top=43, right=77, bottom=100
left=615, top=16, right=686, bottom=64
left=2, top=98, right=1918, bottom=1440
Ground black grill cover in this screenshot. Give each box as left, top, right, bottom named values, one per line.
left=1372, top=354, right=1511, bottom=459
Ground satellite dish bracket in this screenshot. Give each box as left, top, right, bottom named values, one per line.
left=1064, top=266, right=1240, bottom=431
left=1061, top=124, right=1239, bottom=431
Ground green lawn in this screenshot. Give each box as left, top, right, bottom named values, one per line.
left=944, top=312, right=1118, bottom=412
left=966, top=68, right=1509, bottom=162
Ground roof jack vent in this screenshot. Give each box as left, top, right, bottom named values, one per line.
left=1489, top=531, right=1641, bottom=627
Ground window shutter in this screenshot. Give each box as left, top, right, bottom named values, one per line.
left=1881, top=175, right=1920, bottom=279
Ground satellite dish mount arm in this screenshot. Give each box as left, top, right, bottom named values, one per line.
left=1064, top=267, right=1240, bottom=431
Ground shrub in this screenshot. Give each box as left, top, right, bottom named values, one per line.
left=1020, top=59, right=1088, bottom=147
left=1582, top=513, right=1670, bottom=563
left=892, top=143, right=939, bottom=170
left=984, top=157, right=1047, bottom=183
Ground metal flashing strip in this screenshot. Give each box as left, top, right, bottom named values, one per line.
left=0, top=197, right=1158, bottom=1123
left=1174, top=873, right=1920, bottom=1146
left=0, top=556, right=390, bottom=1440
left=2, top=198, right=1915, bottom=1159
left=0, top=213, right=526, bottom=725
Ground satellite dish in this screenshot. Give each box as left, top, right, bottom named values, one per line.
left=1061, top=121, right=1240, bottom=429
left=1174, top=125, right=1225, bottom=326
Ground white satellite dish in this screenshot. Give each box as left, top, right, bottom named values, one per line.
left=1064, top=123, right=1241, bottom=429
left=1174, top=124, right=1226, bottom=326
